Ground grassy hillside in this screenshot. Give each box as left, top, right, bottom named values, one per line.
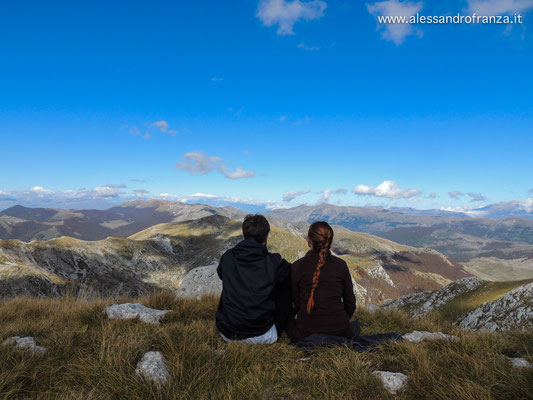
left=0, top=215, right=469, bottom=305
left=129, top=215, right=309, bottom=264
left=0, top=293, right=532, bottom=399
left=465, top=258, right=533, bottom=281
left=438, top=279, right=533, bottom=321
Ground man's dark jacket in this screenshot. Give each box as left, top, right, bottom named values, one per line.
left=216, top=237, right=291, bottom=340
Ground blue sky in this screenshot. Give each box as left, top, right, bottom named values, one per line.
left=1, top=0, right=532, bottom=212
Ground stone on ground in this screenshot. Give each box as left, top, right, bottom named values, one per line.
left=457, top=282, right=533, bottom=331
left=135, top=351, right=170, bottom=384
left=508, top=357, right=532, bottom=368
left=402, top=330, right=459, bottom=343
left=104, top=303, right=169, bottom=325
left=176, top=264, right=221, bottom=299
left=372, top=371, right=408, bottom=394
left=1, top=336, right=47, bottom=355
left=382, top=277, right=483, bottom=317
left=365, top=304, right=379, bottom=313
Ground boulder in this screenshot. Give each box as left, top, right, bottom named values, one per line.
left=104, top=303, right=169, bottom=325
left=135, top=351, right=169, bottom=384
left=457, top=282, right=533, bottom=331
left=372, top=371, right=408, bottom=394
left=176, top=265, right=221, bottom=299
left=365, top=304, right=379, bottom=313
left=382, top=277, right=484, bottom=317
left=508, top=357, right=532, bottom=368
left=1, top=336, right=47, bottom=355
left=402, top=330, right=459, bottom=343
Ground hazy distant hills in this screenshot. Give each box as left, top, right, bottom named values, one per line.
left=267, top=204, right=533, bottom=259
left=267, top=204, right=533, bottom=242
left=472, top=200, right=533, bottom=220
left=0, top=200, right=247, bottom=242
left=267, top=204, right=533, bottom=281
left=388, top=200, right=533, bottom=220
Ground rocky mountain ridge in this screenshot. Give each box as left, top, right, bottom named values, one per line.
left=382, top=277, right=533, bottom=331
left=0, top=214, right=469, bottom=305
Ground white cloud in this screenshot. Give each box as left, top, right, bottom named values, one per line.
left=298, top=42, right=320, bottom=50
left=283, top=189, right=311, bottom=202
left=467, top=192, right=487, bottom=202
left=528, top=188, right=533, bottom=194
left=292, top=115, right=310, bottom=125
left=30, top=186, right=55, bottom=196
left=320, top=188, right=347, bottom=203
left=152, top=120, right=169, bottom=132
left=174, top=152, right=223, bottom=175
left=0, top=184, right=132, bottom=208
left=517, top=198, right=533, bottom=213
left=278, top=115, right=287, bottom=121
left=211, top=77, right=223, bottom=82
left=440, top=205, right=486, bottom=217
left=428, top=192, right=437, bottom=199
left=62, top=185, right=125, bottom=199
left=353, top=180, right=421, bottom=199
left=448, top=191, right=465, bottom=199
left=124, top=121, right=179, bottom=138
left=174, top=151, right=255, bottom=180
left=133, top=189, right=149, bottom=197
left=92, top=186, right=121, bottom=198
left=467, top=0, right=533, bottom=15
left=157, top=192, right=281, bottom=210
left=257, top=0, right=327, bottom=35
left=218, top=166, right=255, bottom=179
left=366, top=0, right=424, bottom=45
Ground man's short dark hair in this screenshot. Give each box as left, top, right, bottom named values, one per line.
left=242, top=214, right=270, bottom=243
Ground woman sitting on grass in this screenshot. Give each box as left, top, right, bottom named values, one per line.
left=288, top=221, right=358, bottom=343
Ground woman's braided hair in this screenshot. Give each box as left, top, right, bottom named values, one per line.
left=306, top=221, right=334, bottom=314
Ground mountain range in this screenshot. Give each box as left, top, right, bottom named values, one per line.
left=0, top=200, right=246, bottom=242
left=0, top=213, right=470, bottom=305
left=1, top=200, right=532, bottom=282
left=267, top=204, right=533, bottom=280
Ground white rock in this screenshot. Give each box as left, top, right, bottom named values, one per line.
left=365, top=304, right=379, bottom=313
left=509, top=357, right=532, bottom=368
left=458, top=282, right=533, bottom=331
left=382, top=277, right=484, bottom=317
left=402, top=330, right=459, bottom=343
left=367, top=263, right=395, bottom=287
left=176, top=264, right=221, bottom=299
left=1, top=336, right=47, bottom=355
left=104, top=303, right=169, bottom=325
left=351, top=276, right=368, bottom=306
left=135, top=351, right=169, bottom=384
left=372, top=371, right=408, bottom=394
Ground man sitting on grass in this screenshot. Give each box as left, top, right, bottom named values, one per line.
left=216, top=214, right=292, bottom=344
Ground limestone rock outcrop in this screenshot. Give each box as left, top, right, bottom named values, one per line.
left=104, top=303, right=169, bottom=325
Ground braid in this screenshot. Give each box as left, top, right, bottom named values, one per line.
left=306, top=233, right=332, bottom=314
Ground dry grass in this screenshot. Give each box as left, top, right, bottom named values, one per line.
left=0, top=293, right=532, bottom=399
left=439, top=279, right=533, bottom=321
